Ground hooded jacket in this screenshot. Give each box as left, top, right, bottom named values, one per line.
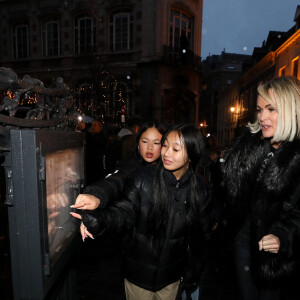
left=221, top=130, right=300, bottom=286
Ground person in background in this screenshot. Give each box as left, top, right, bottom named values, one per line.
left=71, top=124, right=212, bottom=300
left=103, top=119, right=141, bottom=175
left=85, top=120, right=107, bottom=185
left=220, top=76, right=300, bottom=300
left=75, top=119, right=86, bottom=132
left=118, top=119, right=140, bottom=138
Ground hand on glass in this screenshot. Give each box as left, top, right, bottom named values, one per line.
left=258, top=234, right=280, bottom=253
left=71, top=194, right=100, bottom=210
left=70, top=211, right=94, bottom=241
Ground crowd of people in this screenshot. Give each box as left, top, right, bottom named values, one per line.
left=71, top=75, right=300, bottom=300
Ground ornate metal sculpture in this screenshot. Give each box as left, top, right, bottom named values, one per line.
left=0, top=67, right=77, bottom=128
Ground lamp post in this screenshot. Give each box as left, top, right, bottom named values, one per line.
left=229, top=105, right=240, bottom=143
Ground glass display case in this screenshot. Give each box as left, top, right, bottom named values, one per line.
left=3, top=129, right=85, bottom=299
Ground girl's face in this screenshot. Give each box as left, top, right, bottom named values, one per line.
left=161, top=131, right=189, bottom=180
left=138, top=127, right=162, bottom=163
left=257, top=90, right=279, bottom=146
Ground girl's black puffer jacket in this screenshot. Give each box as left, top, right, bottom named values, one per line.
left=81, top=165, right=211, bottom=292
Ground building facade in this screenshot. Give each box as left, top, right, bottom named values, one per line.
left=0, top=0, right=203, bottom=125
left=217, top=5, right=300, bottom=146
left=200, top=51, right=251, bottom=137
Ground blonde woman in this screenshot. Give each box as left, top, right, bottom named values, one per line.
left=221, top=76, right=300, bottom=299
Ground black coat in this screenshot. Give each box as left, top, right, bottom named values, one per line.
left=82, top=165, right=211, bottom=292
left=221, top=130, right=300, bottom=287
left=83, top=155, right=145, bottom=208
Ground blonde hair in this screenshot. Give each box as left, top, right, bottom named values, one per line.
left=248, top=76, right=300, bottom=142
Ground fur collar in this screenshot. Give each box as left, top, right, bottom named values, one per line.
left=222, top=130, right=300, bottom=201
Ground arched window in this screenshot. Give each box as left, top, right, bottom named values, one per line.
left=169, top=9, right=193, bottom=53
left=74, top=14, right=95, bottom=54
left=13, top=23, right=29, bottom=59
left=43, top=21, right=61, bottom=57
left=109, top=9, right=133, bottom=52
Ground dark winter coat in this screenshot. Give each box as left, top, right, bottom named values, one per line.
left=83, top=155, right=145, bottom=208
left=81, top=165, right=211, bottom=292
left=221, top=130, right=300, bottom=287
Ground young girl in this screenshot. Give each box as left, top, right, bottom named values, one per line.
left=71, top=124, right=211, bottom=300
left=72, top=121, right=165, bottom=214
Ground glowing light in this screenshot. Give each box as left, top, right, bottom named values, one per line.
left=230, top=107, right=235, bottom=112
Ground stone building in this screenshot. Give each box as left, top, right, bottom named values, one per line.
left=0, top=0, right=203, bottom=125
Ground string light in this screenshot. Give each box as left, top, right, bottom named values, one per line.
left=72, top=72, right=131, bottom=125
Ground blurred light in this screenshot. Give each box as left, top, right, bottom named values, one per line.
left=126, top=75, right=131, bottom=80
left=230, top=107, right=235, bottom=112
left=200, top=123, right=204, bottom=127
left=182, top=49, right=186, bottom=54
left=206, top=133, right=211, bottom=137
left=78, top=115, right=83, bottom=121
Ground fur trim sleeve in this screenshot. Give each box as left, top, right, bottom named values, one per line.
left=222, top=130, right=267, bottom=200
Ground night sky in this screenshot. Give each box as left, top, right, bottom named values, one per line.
left=201, top=0, right=300, bottom=59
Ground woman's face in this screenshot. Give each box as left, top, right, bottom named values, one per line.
left=138, top=127, right=162, bottom=163
left=257, top=90, right=278, bottom=142
left=161, top=131, right=189, bottom=180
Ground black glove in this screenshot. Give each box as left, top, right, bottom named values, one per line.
left=79, top=209, right=101, bottom=236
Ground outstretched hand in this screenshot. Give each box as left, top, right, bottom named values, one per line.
left=70, top=211, right=94, bottom=241
left=71, top=194, right=100, bottom=210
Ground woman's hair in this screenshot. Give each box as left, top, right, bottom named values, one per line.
left=135, top=121, right=166, bottom=160
left=147, top=124, right=205, bottom=254
left=248, top=76, right=300, bottom=142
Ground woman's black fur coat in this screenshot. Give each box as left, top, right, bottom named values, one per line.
left=221, top=130, right=300, bottom=287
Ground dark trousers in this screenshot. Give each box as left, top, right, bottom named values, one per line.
left=234, top=240, right=281, bottom=300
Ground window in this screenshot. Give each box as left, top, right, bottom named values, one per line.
left=279, top=66, right=286, bottom=77
left=12, top=24, right=29, bottom=59
left=75, top=14, right=95, bottom=54
left=109, top=9, right=133, bottom=52
left=43, top=21, right=60, bottom=57
left=292, top=57, right=299, bottom=78
left=169, top=9, right=193, bottom=52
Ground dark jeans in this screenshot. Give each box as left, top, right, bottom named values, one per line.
left=234, top=234, right=281, bottom=300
